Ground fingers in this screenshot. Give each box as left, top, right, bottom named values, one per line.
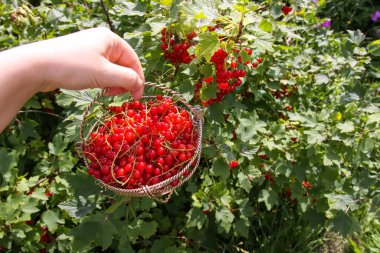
left=101, top=61, right=144, bottom=100
left=111, top=35, right=145, bottom=84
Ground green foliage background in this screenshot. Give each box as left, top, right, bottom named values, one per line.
left=0, top=0, right=379, bottom=252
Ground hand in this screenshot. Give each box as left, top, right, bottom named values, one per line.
left=0, top=27, right=144, bottom=132
left=34, top=27, right=145, bottom=99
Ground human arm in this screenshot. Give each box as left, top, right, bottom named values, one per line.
left=0, top=27, right=144, bottom=133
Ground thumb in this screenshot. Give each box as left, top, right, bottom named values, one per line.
left=100, top=61, right=144, bottom=100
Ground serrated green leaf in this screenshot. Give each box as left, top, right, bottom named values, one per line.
left=127, top=219, right=158, bottom=243
left=336, top=121, right=355, bottom=133
left=195, top=32, right=220, bottom=62
left=315, top=74, right=329, bottom=85
left=48, top=133, right=67, bottom=155
left=368, top=39, right=380, bottom=56
left=325, top=194, right=358, bottom=211
left=258, top=188, right=278, bottom=210
left=30, top=188, right=49, bottom=201
left=159, top=0, right=172, bottom=7
left=200, top=84, right=217, bottom=100
left=71, top=214, right=117, bottom=252
left=215, top=208, right=234, bottom=233
left=200, top=64, right=213, bottom=77
left=234, top=218, right=249, bottom=238
left=186, top=208, right=207, bottom=229
left=63, top=171, right=101, bottom=197
left=236, top=111, right=266, bottom=142
left=240, top=145, right=259, bottom=160
left=305, top=129, right=326, bottom=144
left=323, top=146, right=341, bottom=166
left=259, top=18, right=272, bottom=33
left=178, top=78, right=194, bottom=102
left=56, top=89, right=101, bottom=108
left=367, top=112, right=380, bottom=125
left=41, top=210, right=64, bottom=233
left=20, top=119, right=39, bottom=140
left=208, top=103, right=224, bottom=123
left=347, top=30, right=365, bottom=46
left=211, top=159, right=230, bottom=179
left=21, top=198, right=40, bottom=214
left=237, top=172, right=252, bottom=193
left=332, top=213, right=359, bottom=236
left=245, top=29, right=274, bottom=52
left=247, top=165, right=262, bottom=178
left=58, top=196, right=96, bottom=218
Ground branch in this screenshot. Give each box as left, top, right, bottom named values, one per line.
left=100, top=0, right=115, bottom=32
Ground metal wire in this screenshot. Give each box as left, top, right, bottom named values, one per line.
left=80, top=82, right=204, bottom=202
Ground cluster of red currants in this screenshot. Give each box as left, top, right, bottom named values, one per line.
left=271, top=84, right=297, bottom=99
left=196, top=48, right=254, bottom=106
left=282, top=4, right=292, bottom=15
left=84, top=96, right=197, bottom=189
left=160, top=28, right=196, bottom=65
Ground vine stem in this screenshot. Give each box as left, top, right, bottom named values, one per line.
left=104, top=196, right=131, bottom=215
left=100, top=0, right=115, bottom=32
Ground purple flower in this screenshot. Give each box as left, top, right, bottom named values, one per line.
left=371, top=11, right=380, bottom=22
left=322, top=19, right=331, bottom=28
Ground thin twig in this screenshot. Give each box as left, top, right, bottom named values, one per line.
left=18, top=110, right=64, bottom=119
left=99, top=0, right=114, bottom=32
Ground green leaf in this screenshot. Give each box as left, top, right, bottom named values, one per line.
left=21, top=198, right=40, bottom=214
left=240, top=145, right=259, bottom=160
left=323, top=146, right=341, bottom=166
left=200, top=84, right=217, bottom=100
left=336, top=121, right=355, bottom=133
left=58, top=196, right=96, bottom=218
left=367, top=40, right=380, bottom=56
left=30, top=188, right=49, bottom=201
left=127, top=219, right=158, bottom=243
left=305, top=129, right=326, bottom=144
left=237, top=172, right=252, bottom=193
left=41, top=210, right=64, bottom=233
left=211, top=159, right=230, bottom=179
left=332, top=213, right=359, bottom=236
left=195, top=32, right=220, bottom=62
left=234, top=218, right=250, bottom=238
left=236, top=198, right=254, bottom=218
left=258, top=188, right=278, bottom=210
left=315, top=74, right=329, bottom=85
left=245, top=29, right=274, bottom=52
left=236, top=111, right=266, bottom=142
left=113, top=2, right=146, bottom=16
left=48, top=133, right=67, bottom=155
left=215, top=208, right=234, bottom=233
left=247, top=165, right=262, bottom=178
left=56, top=89, right=101, bottom=108
left=159, top=0, right=173, bottom=7
left=367, top=112, right=380, bottom=125
left=63, top=171, right=101, bottom=197
left=0, top=149, right=18, bottom=182
left=325, top=194, right=358, bottom=211
left=200, top=64, right=213, bottom=77
left=178, top=78, right=194, bottom=102
left=208, top=103, right=224, bottom=123
left=20, top=119, right=39, bottom=140
left=347, top=30, right=365, bottom=46
left=186, top=208, right=208, bottom=229
left=71, top=214, right=117, bottom=252
left=259, top=18, right=272, bottom=33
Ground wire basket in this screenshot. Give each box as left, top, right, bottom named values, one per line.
left=80, top=82, right=204, bottom=202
